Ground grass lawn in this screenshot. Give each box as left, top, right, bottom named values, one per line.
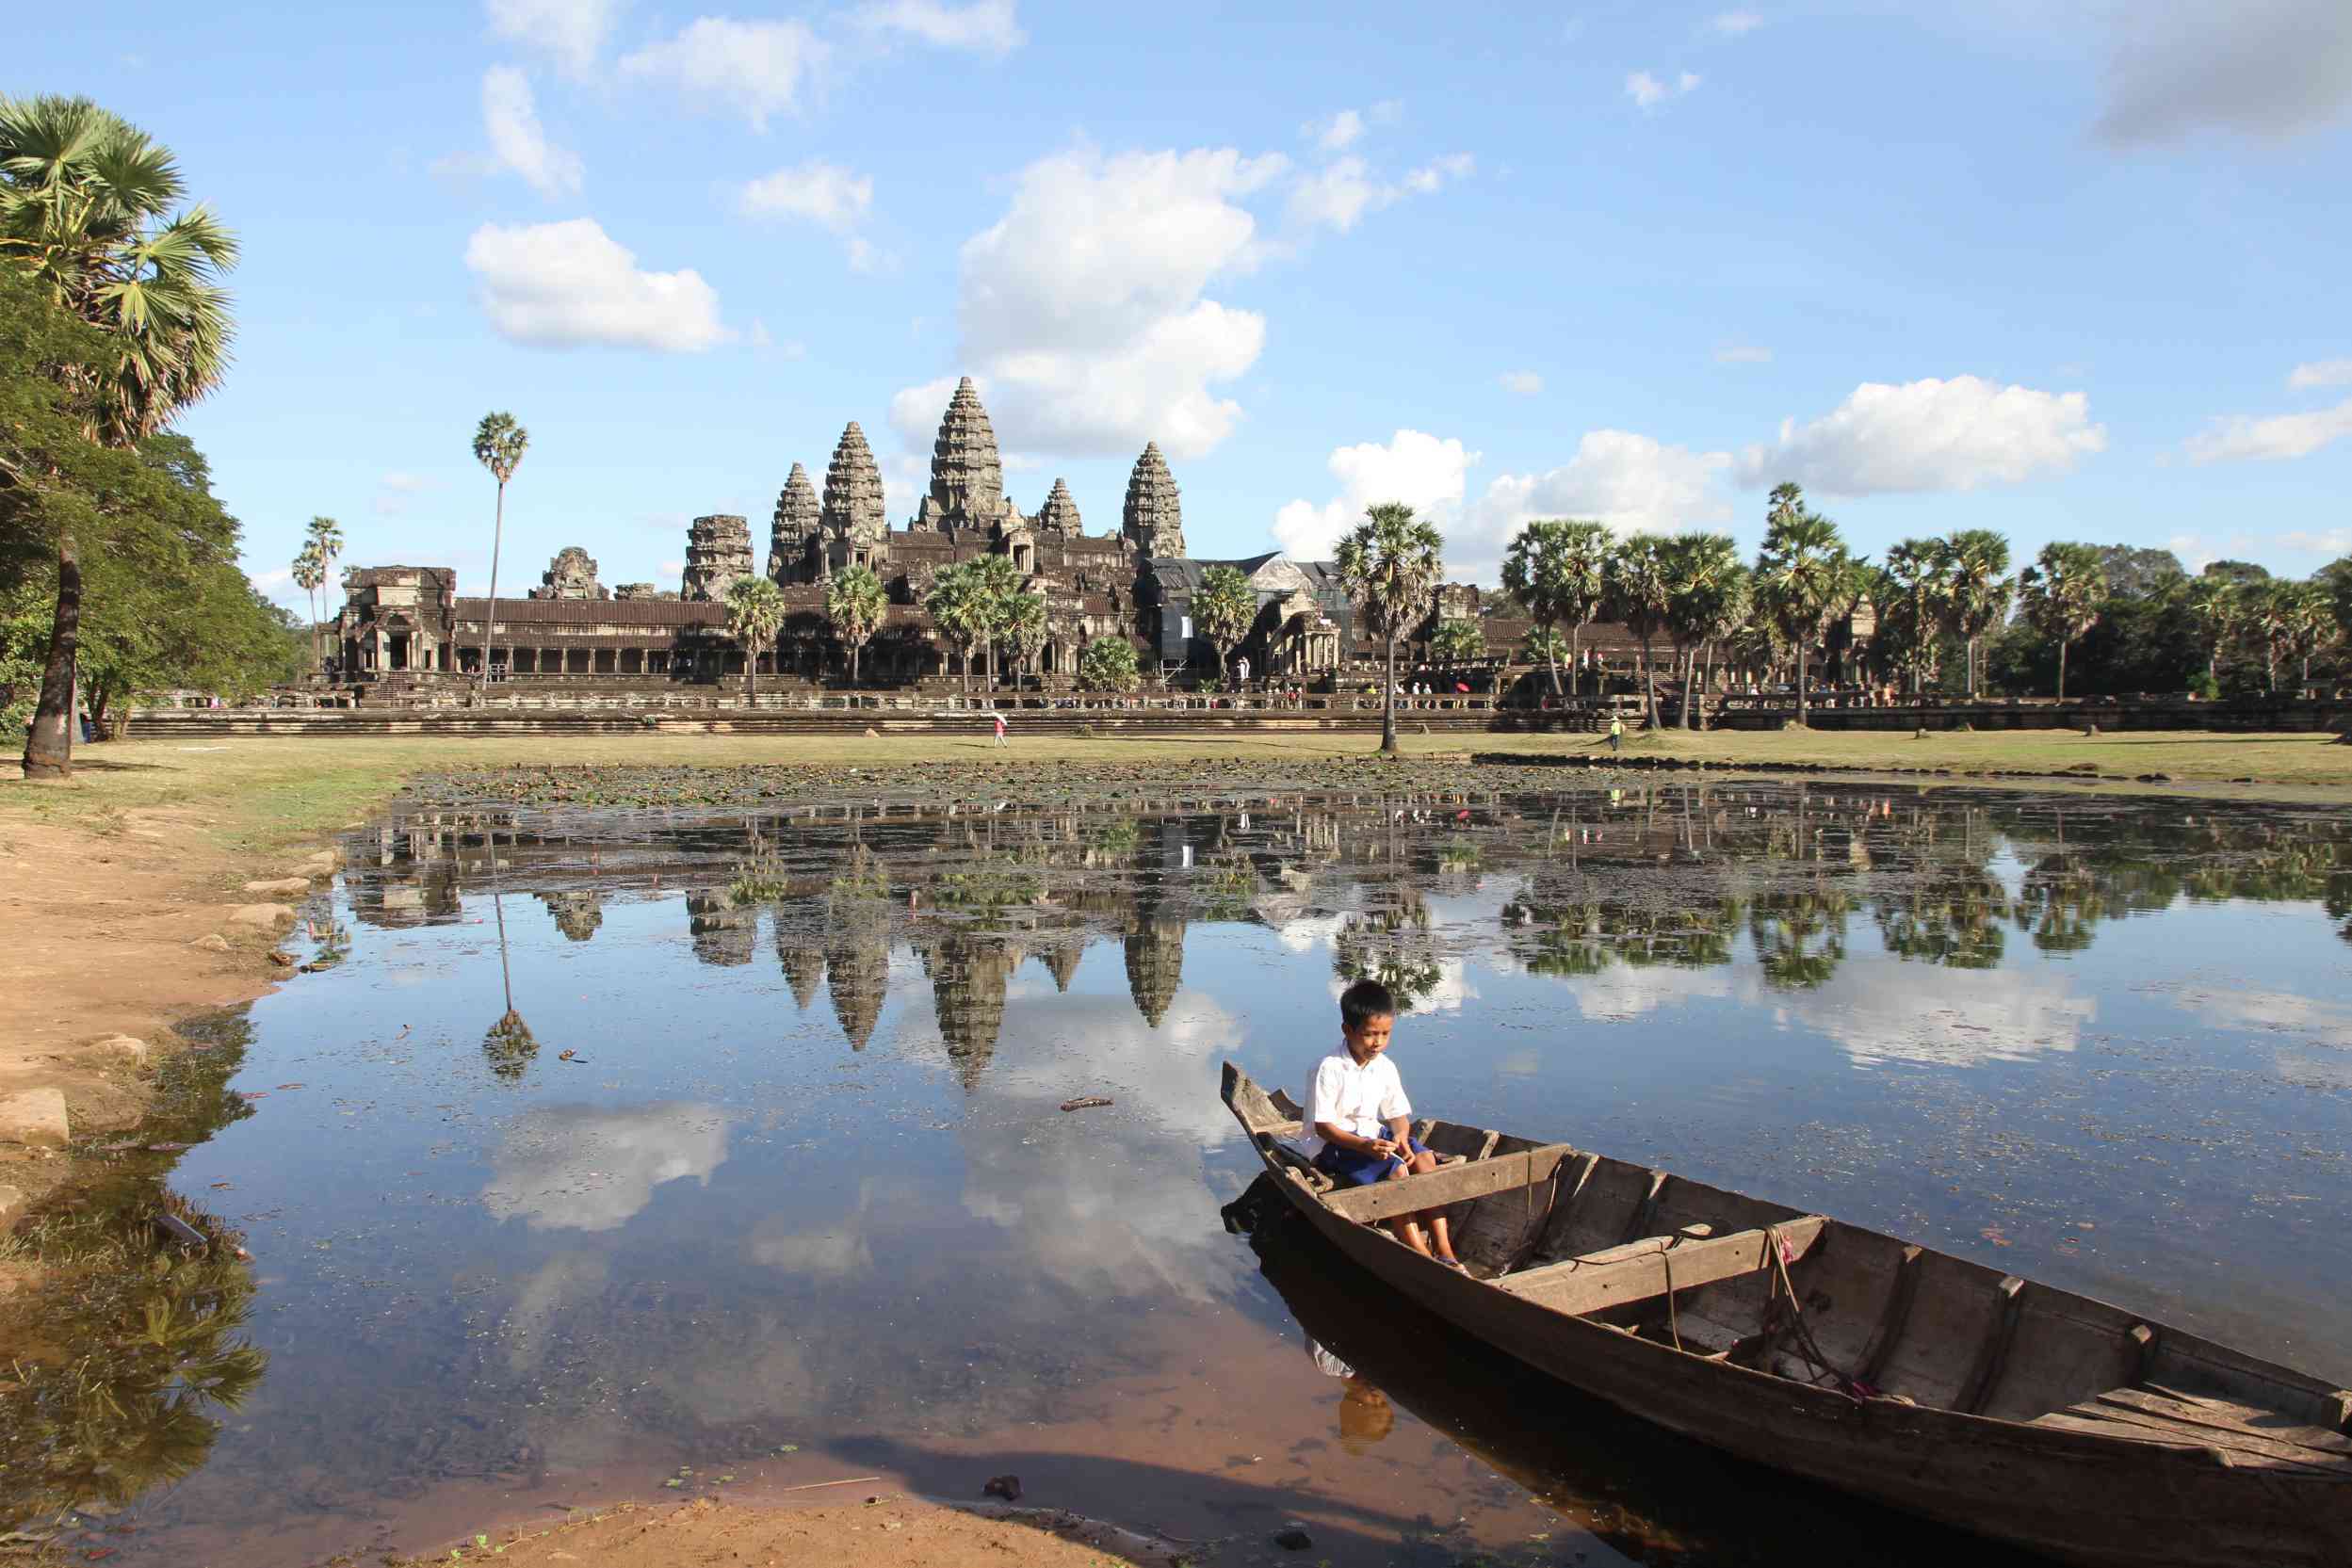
left=3, top=726, right=2347, bottom=868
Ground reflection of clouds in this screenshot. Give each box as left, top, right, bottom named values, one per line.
left=481, top=1102, right=730, bottom=1232
left=1747, top=963, right=2093, bottom=1069
left=1555, top=963, right=1733, bottom=1023
left=2168, top=987, right=2352, bottom=1051
left=1273, top=913, right=1347, bottom=952
left=502, top=1253, right=609, bottom=1372
left=748, top=1181, right=877, bottom=1278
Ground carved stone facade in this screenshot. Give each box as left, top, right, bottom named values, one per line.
left=913, top=377, right=1019, bottom=535
left=1034, top=477, right=1082, bottom=536
left=1122, top=442, right=1185, bottom=559
left=681, top=515, right=755, bottom=602
left=529, top=546, right=608, bottom=601
left=820, top=422, right=889, bottom=558
left=770, top=462, right=821, bottom=584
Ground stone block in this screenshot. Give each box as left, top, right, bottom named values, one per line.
left=0, top=1088, right=71, bottom=1147
left=191, top=933, right=231, bottom=953
left=227, top=903, right=297, bottom=929
left=243, top=877, right=312, bottom=896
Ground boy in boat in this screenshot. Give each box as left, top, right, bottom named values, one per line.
left=1302, top=978, right=1466, bottom=1270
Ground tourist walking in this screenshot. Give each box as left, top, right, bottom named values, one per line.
left=1608, top=715, right=1624, bottom=754
left=992, top=709, right=1007, bottom=747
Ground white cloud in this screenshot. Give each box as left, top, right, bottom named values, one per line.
left=854, top=0, right=1023, bottom=56
left=1756, top=963, right=2094, bottom=1070
left=738, top=159, right=870, bottom=230
left=481, top=1103, right=731, bottom=1232
left=1287, top=151, right=1471, bottom=233
left=478, top=67, right=582, bottom=196
left=921, top=144, right=1285, bottom=459
left=2280, top=527, right=2352, bottom=554
left=618, top=16, right=826, bottom=130
left=1715, top=344, right=1772, bottom=364
left=658, top=558, right=684, bottom=575
left=374, top=472, right=434, bottom=516
left=1499, top=370, right=1543, bottom=396
left=2289, top=359, right=2352, bottom=389
left=1304, top=101, right=1400, bottom=153
left=466, top=218, right=729, bottom=351
left=1273, top=428, right=1478, bottom=560
left=1459, top=430, right=1735, bottom=582
left=1737, top=375, right=2106, bottom=494
left=2095, top=0, right=2352, bottom=146
left=1627, top=70, right=1700, bottom=109
left=2184, top=397, right=2352, bottom=462
left=1710, top=10, right=1762, bottom=37
left=486, top=0, right=623, bottom=76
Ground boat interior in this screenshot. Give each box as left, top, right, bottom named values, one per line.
left=1224, top=1065, right=2352, bottom=1475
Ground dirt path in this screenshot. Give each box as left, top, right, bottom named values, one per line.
left=386, top=1495, right=1189, bottom=1568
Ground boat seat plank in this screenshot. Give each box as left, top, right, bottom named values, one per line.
left=1496, top=1217, right=1828, bottom=1317
left=2093, top=1388, right=2352, bottom=1457
left=2034, top=1402, right=2352, bottom=1474
left=1324, top=1144, right=1577, bottom=1224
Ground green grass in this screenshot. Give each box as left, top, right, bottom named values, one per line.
left=4, top=725, right=2347, bottom=872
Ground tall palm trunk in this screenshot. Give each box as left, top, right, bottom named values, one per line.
left=1638, top=636, right=1656, bottom=727
left=21, top=537, right=81, bottom=781
left=1569, top=626, right=1582, bottom=699
left=746, top=640, right=758, bottom=704
left=1795, top=641, right=1810, bottom=726
left=1545, top=627, right=1562, bottom=697
left=1965, top=636, right=1979, bottom=700
left=479, top=478, right=507, bottom=697
left=2057, top=639, right=2068, bottom=703
left=1381, top=634, right=1399, bottom=754
left=1679, top=647, right=1696, bottom=729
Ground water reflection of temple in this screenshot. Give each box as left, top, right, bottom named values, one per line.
left=344, top=787, right=2352, bottom=1083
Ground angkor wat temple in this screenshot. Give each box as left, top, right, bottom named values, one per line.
left=332, top=378, right=1484, bottom=691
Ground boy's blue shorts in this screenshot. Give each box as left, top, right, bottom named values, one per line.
left=1312, top=1135, right=1430, bottom=1189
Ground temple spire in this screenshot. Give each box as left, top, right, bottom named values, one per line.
left=1122, top=441, right=1184, bottom=558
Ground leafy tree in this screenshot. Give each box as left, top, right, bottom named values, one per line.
left=923, top=562, right=985, bottom=689
left=2320, top=555, right=2352, bottom=646
left=1605, top=536, right=1673, bottom=727
left=1662, top=531, right=1742, bottom=729
left=2095, top=545, right=2185, bottom=601
left=1334, top=501, right=1446, bottom=754
left=2018, top=542, right=2108, bottom=700
left=2184, top=575, right=2243, bottom=684
left=1501, top=518, right=1611, bottom=697
left=1752, top=485, right=1853, bottom=726
left=1521, top=625, right=1571, bottom=678
left=1192, top=563, right=1258, bottom=680
left=2200, top=559, right=2271, bottom=588
left=1077, top=634, right=1141, bottom=692
left=1938, top=528, right=2012, bottom=698
left=1002, top=587, right=1049, bottom=680
left=1431, top=616, right=1484, bottom=667
left=470, top=412, right=527, bottom=693
left=722, top=574, right=787, bottom=703
left=823, top=562, right=887, bottom=684
left=2248, top=580, right=2334, bottom=690
left=3, top=98, right=238, bottom=775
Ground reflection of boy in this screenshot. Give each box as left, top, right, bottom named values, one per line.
left=1301, top=978, right=1465, bottom=1269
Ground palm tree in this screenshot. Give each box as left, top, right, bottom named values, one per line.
left=2018, top=542, right=2107, bottom=701
left=1662, top=532, right=1743, bottom=729
left=290, top=542, right=325, bottom=675
left=1192, top=563, right=1258, bottom=683
left=1522, top=626, right=1572, bottom=679
left=4, top=96, right=237, bottom=779
left=2184, top=575, right=2243, bottom=684
left=1881, top=539, right=1947, bottom=695
left=470, top=412, right=527, bottom=696
left=1604, top=536, right=1673, bottom=728
left=824, top=563, right=887, bottom=684
left=1431, top=617, right=1484, bottom=668
left=302, top=514, right=342, bottom=672
left=1334, top=501, right=1446, bottom=754
left=924, top=562, right=985, bottom=690
left=966, top=552, right=1023, bottom=687
left=2249, top=580, right=2333, bottom=692
left=1752, top=485, right=1851, bottom=726
left=1002, top=588, right=1049, bottom=682
left=1938, top=528, right=2012, bottom=699
left=1502, top=518, right=1611, bottom=697
left=722, top=574, right=787, bottom=703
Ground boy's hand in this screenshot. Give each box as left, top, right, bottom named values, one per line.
left=1363, top=1136, right=1399, bottom=1158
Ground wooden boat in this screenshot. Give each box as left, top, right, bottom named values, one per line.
left=1222, top=1062, right=2352, bottom=1568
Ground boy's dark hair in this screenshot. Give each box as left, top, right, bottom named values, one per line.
left=1339, top=978, right=1397, bottom=1031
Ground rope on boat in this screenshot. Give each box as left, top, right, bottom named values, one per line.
left=1760, top=1222, right=1876, bottom=1400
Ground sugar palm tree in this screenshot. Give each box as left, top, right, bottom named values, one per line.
left=469, top=412, right=527, bottom=694
left=1522, top=625, right=1572, bottom=679
left=1752, top=485, right=1851, bottom=727
left=4, top=95, right=237, bottom=778
left=1335, top=502, right=1446, bottom=754
left=1431, top=617, right=1484, bottom=668
left=1192, top=563, right=1258, bottom=683
left=2018, top=542, right=2107, bottom=701
left=924, top=562, right=985, bottom=690
left=966, top=552, right=1023, bottom=687
left=302, top=514, right=342, bottom=671
left=723, top=574, right=787, bottom=703
left=290, top=542, right=325, bottom=674
left=1938, top=528, right=2012, bottom=699
left=1662, top=531, right=1744, bottom=729
left=1881, top=538, right=1947, bottom=695
left=1002, top=588, right=1049, bottom=682
left=1501, top=518, right=1612, bottom=697
left=2248, top=580, right=2333, bottom=691
left=2184, top=575, right=2243, bottom=684
left=1604, top=536, right=1674, bottom=727
left=824, top=562, right=887, bottom=684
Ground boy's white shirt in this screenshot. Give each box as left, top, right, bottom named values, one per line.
left=1297, top=1044, right=1412, bottom=1160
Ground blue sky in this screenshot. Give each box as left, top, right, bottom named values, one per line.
left=17, top=0, right=2352, bottom=608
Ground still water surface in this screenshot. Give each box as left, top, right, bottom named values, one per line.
left=18, top=782, right=2352, bottom=1564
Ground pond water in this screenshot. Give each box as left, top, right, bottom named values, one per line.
left=9, top=779, right=2352, bottom=1565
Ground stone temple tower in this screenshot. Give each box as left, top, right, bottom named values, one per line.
left=1122, top=441, right=1185, bottom=558
left=681, top=514, right=754, bottom=601
left=915, top=377, right=1019, bottom=535
left=769, top=462, right=820, bottom=585
left=821, top=422, right=888, bottom=549
left=1033, top=477, right=1083, bottom=535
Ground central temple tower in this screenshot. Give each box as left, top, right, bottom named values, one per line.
left=914, top=377, right=1022, bottom=536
